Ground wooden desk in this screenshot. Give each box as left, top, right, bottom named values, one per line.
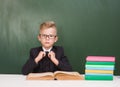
left=0, top=74, right=120, bottom=87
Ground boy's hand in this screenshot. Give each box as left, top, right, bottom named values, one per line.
left=48, top=51, right=59, bottom=66
left=35, top=51, right=46, bottom=64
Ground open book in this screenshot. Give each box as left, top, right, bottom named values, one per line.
left=26, top=71, right=84, bottom=80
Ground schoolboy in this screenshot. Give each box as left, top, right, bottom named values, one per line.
left=22, top=21, right=72, bottom=75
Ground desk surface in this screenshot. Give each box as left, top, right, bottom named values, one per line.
left=0, top=74, right=120, bottom=87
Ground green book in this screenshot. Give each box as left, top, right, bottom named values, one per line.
left=85, top=75, right=113, bottom=80
left=86, top=61, right=115, bottom=65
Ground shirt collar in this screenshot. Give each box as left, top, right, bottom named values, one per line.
left=42, top=47, right=52, bottom=52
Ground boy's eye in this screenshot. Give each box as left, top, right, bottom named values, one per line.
left=40, top=34, right=56, bottom=39
left=43, top=34, right=46, bottom=37
left=49, top=35, right=54, bottom=37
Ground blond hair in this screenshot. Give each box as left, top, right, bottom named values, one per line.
left=40, top=21, right=56, bottom=30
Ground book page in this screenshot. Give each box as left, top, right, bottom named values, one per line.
left=54, top=71, right=81, bottom=76
left=26, top=72, right=54, bottom=80
left=54, top=71, right=84, bottom=80
left=28, top=72, right=54, bottom=77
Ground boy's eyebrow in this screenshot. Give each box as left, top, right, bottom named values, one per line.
left=40, top=34, right=57, bottom=36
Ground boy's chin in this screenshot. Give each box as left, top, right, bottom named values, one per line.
left=44, top=46, right=52, bottom=49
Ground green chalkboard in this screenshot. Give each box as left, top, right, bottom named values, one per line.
left=0, top=0, right=120, bottom=75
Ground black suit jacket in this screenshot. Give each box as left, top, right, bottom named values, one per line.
left=22, top=46, right=72, bottom=75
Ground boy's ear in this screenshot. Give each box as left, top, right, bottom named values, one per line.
left=37, top=35, right=41, bottom=41
left=55, top=36, right=58, bottom=42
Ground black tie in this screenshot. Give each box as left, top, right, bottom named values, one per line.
left=44, top=51, right=50, bottom=72
left=45, top=51, right=49, bottom=58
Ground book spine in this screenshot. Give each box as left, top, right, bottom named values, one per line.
left=86, top=65, right=114, bottom=68
left=85, top=70, right=113, bottom=74
left=85, top=73, right=113, bottom=76
left=86, top=61, right=115, bottom=65
left=85, top=75, right=113, bottom=80
left=86, top=56, right=115, bottom=62
left=85, top=67, right=114, bottom=70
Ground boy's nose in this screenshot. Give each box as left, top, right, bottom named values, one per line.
left=46, top=36, right=50, bottom=39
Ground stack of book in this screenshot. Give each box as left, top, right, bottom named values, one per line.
left=85, top=56, right=115, bottom=80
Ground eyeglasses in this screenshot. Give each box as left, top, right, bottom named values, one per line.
left=39, top=34, right=57, bottom=39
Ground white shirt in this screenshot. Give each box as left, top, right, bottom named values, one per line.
left=42, top=47, right=52, bottom=52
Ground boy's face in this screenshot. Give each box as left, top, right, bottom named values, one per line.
left=38, top=27, right=58, bottom=50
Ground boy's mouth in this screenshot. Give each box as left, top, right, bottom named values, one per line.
left=45, top=42, right=50, bottom=44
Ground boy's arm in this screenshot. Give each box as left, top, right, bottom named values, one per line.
left=56, top=47, right=72, bottom=71
left=22, top=49, right=38, bottom=75
left=57, top=56, right=72, bottom=71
